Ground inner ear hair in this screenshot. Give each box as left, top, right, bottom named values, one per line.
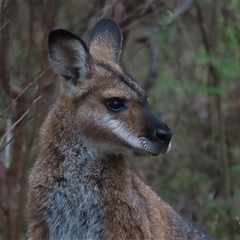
left=48, top=29, right=89, bottom=85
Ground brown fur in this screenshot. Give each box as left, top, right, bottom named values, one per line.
left=27, top=19, right=212, bottom=240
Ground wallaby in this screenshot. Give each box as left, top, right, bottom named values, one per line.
left=27, top=19, right=212, bottom=240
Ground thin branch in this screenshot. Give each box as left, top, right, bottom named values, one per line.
left=0, top=102, right=49, bottom=154
left=0, top=204, right=8, bottom=216
left=144, top=38, right=159, bottom=92
left=136, top=36, right=159, bottom=92
left=3, top=118, right=12, bottom=168
left=0, top=109, right=29, bottom=147
left=0, top=19, right=10, bottom=31
left=0, top=68, right=49, bottom=118
left=133, top=0, right=193, bottom=92
left=195, top=1, right=231, bottom=200
left=0, top=95, right=42, bottom=148
left=0, top=1, right=20, bottom=100
left=121, top=0, right=193, bottom=34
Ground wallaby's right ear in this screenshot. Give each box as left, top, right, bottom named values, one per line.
left=48, top=29, right=88, bottom=86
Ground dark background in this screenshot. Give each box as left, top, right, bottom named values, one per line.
left=0, top=1, right=240, bottom=239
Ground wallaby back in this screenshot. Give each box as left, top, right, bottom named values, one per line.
left=27, top=19, right=212, bottom=240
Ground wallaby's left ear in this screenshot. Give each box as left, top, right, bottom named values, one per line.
left=88, top=19, right=122, bottom=63
left=48, top=29, right=88, bottom=86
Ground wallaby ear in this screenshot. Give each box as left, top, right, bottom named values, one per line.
left=48, top=29, right=88, bottom=86
left=88, top=19, right=122, bottom=63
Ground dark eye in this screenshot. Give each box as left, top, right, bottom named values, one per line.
left=106, top=97, right=126, bottom=112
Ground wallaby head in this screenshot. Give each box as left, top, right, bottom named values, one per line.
left=48, top=19, right=172, bottom=157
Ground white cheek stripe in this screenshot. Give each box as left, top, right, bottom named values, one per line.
left=99, top=115, right=143, bottom=149
left=166, top=141, right=171, bottom=152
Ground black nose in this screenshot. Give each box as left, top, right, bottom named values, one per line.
left=154, top=127, right=172, bottom=144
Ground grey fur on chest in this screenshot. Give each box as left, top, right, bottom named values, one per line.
left=41, top=180, right=105, bottom=240
left=41, top=149, right=107, bottom=240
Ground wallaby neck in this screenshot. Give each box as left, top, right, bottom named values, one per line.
left=39, top=99, right=131, bottom=183
left=38, top=103, right=134, bottom=240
